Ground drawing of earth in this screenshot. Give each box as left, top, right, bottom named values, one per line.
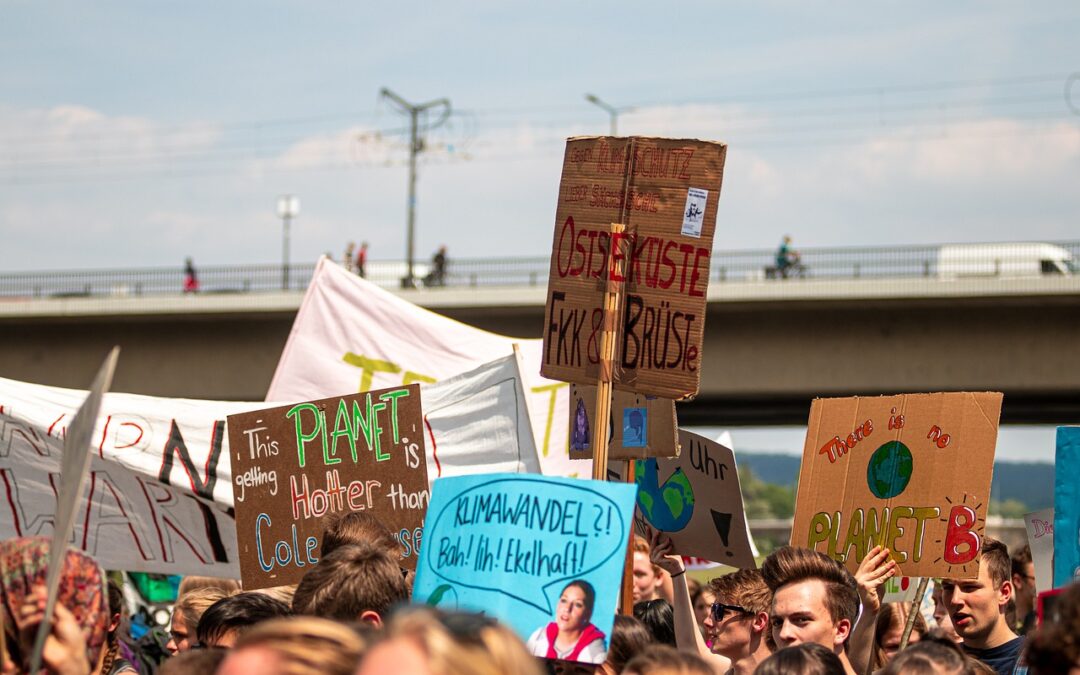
left=866, top=441, right=914, bottom=499
left=635, top=458, right=694, bottom=532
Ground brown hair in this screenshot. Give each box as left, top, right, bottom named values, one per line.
left=224, top=617, right=367, bottom=675
left=754, top=643, right=846, bottom=675
left=377, top=608, right=542, bottom=675
left=1010, top=543, right=1032, bottom=577
left=604, top=615, right=653, bottom=673
left=1024, top=581, right=1080, bottom=675
left=980, top=538, right=1011, bottom=588
left=157, top=647, right=228, bottom=675
left=291, top=542, right=408, bottom=621
left=761, top=546, right=859, bottom=625
left=877, top=635, right=969, bottom=675
left=320, top=511, right=403, bottom=558
left=709, top=568, right=771, bottom=615
left=622, top=644, right=714, bottom=675
left=872, top=602, right=928, bottom=670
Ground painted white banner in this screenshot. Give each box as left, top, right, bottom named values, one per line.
left=0, top=353, right=544, bottom=577
left=267, top=257, right=581, bottom=478
left=1024, top=508, right=1054, bottom=595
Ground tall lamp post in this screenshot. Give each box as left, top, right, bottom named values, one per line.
left=585, top=93, right=631, bottom=136
left=277, top=194, right=300, bottom=291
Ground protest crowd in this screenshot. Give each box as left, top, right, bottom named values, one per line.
left=2, top=136, right=1078, bottom=675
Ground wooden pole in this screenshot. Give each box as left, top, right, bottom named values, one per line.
left=620, top=459, right=635, bottom=614
left=898, top=577, right=931, bottom=651
left=589, top=222, right=625, bottom=481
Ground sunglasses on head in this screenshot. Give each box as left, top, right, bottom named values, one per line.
left=711, top=601, right=751, bottom=622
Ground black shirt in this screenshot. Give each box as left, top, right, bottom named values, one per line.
left=964, top=636, right=1026, bottom=675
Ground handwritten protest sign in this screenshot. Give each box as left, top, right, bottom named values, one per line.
left=1054, top=426, right=1080, bottom=587
left=227, top=384, right=428, bottom=589
left=1024, top=508, right=1054, bottom=594
left=413, top=474, right=636, bottom=665
left=540, top=136, right=727, bottom=400
left=568, top=384, right=678, bottom=460
left=609, top=429, right=756, bottom=568
left=791, top=392, right=1002, bottom=579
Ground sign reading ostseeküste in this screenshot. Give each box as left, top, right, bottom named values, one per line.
left=541, top=136, right=727, bottom=400
left=227, top=384, right=428, bottom=589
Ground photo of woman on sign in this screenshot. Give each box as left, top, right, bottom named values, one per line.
left=526, top=579, right=607, bottom=664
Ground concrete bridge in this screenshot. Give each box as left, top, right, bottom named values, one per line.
left=2, top=271, right=1077, bottom=426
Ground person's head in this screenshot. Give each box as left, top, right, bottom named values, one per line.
left=761, top=546, right=858, bottom=654
left=940, top=538, right=1014, bottom=647
left=622, top=644, right=713, bottom=675
left=292, top=542, right=409, bottom=627
left=931, top=580, right=962, bottom=643
left=556, top=580, right=596, bottom=633
left=1024, top=580, right=1080, bottom=675
left=704, top=568, right=772, bottom=660
left=690, top=586, right=715, bottom=634
left=0, top=537, right=109, bottom=671
left=754, top=643, right=846, bottom=675
left=633, top=599, right=676, bottom=647
left=169, top=586, right=237, bottom=654
left=1010, top=544, right=1036, bottom=614
left=604, top=615, right=653, bottom=674
left=878, top=635, right=972, bottom=675
left=176, top=575, right=240, bottom=599
left=195, top=591, right=291, bottom=648
left=632, top=537, right=662, bottom=603
left=216, top=616, right=368, bottom=675
left=157, top=647, right=228, bottom=675
left=320, top=511, right=403, bottom=560
left=874, top=601, right=928, bottom=668
left=357, top=607, right=543, bottom=675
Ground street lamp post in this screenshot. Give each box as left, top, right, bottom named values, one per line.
left=585, top=93, right=630, bottom=136
left=277, top=194, right=300, bottom=291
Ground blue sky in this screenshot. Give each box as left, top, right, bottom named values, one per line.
left=1, top=1, right=1078, bottom=272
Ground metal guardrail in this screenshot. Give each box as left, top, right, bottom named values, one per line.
left=0, top=241, right=1077, bottom=299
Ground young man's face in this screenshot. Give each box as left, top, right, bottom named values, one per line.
left=941, top=558, right=1012, bottom=645
left=770, top=579, right=849, bottom=652
left=702, top=598, right=755, bottom=659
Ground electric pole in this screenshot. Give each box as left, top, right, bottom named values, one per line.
left=379, top=87, right=451, bottom=288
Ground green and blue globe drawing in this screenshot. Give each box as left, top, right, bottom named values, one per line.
left=635, top=458, right=694, bottom=531
left=866, top=441, right=914, bottom=499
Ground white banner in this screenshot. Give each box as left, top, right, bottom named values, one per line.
left=0, top=353, right=544, bottom=577
left=267, top=257, right=581, bottom=478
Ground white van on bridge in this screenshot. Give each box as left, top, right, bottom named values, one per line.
left=937, top=242, right=1076, bottom=278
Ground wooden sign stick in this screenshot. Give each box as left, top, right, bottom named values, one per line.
left=898, top=577, right=931, bottom=651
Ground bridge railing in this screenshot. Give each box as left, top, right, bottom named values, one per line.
left=0, top=241, right=1077, bottom=299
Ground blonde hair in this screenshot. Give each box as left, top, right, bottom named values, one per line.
left=176, top=575, right=240, bottom=598
left=175, top=586, right=237, bottom=632
left=381, top=608, right=542, bottom=675
left=230, top=616, right=367, bottom=675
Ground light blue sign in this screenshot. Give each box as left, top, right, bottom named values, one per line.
left=1054, top=426, right=1080, bottom=588
left=412, top=473, right=637, bottom=665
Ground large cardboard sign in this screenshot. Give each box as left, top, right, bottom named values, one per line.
left=1054, top=426, right=1080, bottom=587
left=568, top=384, right=678, bottom=460
left=413, top=474, right=637, bottom=665
left=268, top=257, right=582, bottom=480
left=540, top=136, right=727, bottom=400
left=791, top=392, right=1002, bottom=579
left=610, top=429, right=757, bottom=568
left=227, top=384, right=429, bottom=589
left=1024, top=508, right=1054, bottom=594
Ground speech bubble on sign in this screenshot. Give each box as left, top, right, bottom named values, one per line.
left=412, top=473, right=637, bottom=663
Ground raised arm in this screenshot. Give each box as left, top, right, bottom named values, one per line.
left=848, top=545, right=897, bottom=675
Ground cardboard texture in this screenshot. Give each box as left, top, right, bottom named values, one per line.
left=568, top=383, right=679, bottom=460
left=790, top=392, right=1003, bottom=579
left=412, top=473, right=638, bottom=666
left=227, top=384, right=429, bottom=589
left=541, top=136, right=727, bottom=400
left=1053, top=426, right=1080, bottom=588
left=1024, top=508, right=1054, bottom=595
left=610, top=429, right=757, bottom=568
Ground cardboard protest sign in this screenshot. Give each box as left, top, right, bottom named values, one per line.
left=791, top=392, right=1003, bottom=579
left=609, top=429, right=757, bottom=568
left=882, top=576, right=925, bottom=604
left=540, top=136, right=727, bottom=400
left=1024, top=508, right=1054, bottom=594
left=227, top=384, right=428, bottom=589
left=413, top=474, right=636, bottom=665
left=568, top=383, right=678, bottom=460
left=1054, top=426, right=1080, bottom=587
left=268, top=257, right=582, bottom=480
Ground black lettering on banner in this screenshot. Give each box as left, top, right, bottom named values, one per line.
left=159, top=420, right=223, bottom=501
